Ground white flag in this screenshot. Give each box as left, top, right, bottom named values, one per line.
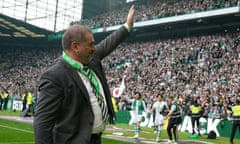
left=113, top=75, right=126, bottom=98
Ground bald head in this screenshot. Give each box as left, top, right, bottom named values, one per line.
left=62, top=24, right=92, bottom=50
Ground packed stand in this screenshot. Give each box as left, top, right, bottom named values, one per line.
left=0, top=47, right=61, bottom=114
left=72, top=0, right=240, bottom=29
left=104, top=30, right=240, bottom=121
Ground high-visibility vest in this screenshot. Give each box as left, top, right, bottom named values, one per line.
left=111, top=97, right=118, bottom=113
left=232, top=105, right=240, bottom=120
left=190, top=105, right=201, bottom=117
left=0, top=93, right=2, bottom=99
left=22, top=94, right=26, bottom=101
left=2, top=93, right=9, bottom=99
left=27, top=92, right=33, bottom=105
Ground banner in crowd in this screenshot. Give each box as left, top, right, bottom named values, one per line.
left=115, top=110, right=240, bottom=138
left=12, top=100, right=23, bottom=111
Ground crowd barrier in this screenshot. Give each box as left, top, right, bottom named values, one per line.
left=115, top=110, right=240, bottom=138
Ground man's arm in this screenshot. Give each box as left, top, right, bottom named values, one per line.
left=125, top=5, right=135, bottom=31
left=151, top=103, right=156, bottom=114
left=95, top=5, right=135, bottom=60
left=34, top=73, right=63, bottom=144
left=165, top=105, right=176, bottom=119
left=142, top=100, right=147, bottom=113
left=165, top=110, right=173, bottom=120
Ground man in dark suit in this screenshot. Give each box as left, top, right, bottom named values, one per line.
left=34, top=5, right=135, bottom=144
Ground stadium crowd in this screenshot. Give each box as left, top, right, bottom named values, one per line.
left=1, top=29, right=239, bottom=119
left=74, top=0, right=240, bottom=29
left=106, top=30, right=240, bottom=118
left=0, top=0, right=240, bottom=122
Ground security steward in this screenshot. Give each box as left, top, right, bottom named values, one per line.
left=190, top=100, right=202, bottom=135
left=165, top=96, right=182, bottom=143
left=230, top=98, right=240, bottom=144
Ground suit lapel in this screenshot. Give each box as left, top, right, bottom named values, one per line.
left=88, top=64, right=103, bottom=83
left=60, top=58, right=90, bottom=102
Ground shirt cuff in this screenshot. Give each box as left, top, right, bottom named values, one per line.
left=123, top=23, right=132, bottom=32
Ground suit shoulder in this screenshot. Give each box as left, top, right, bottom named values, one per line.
left=40, top=58, right=69, bottom=80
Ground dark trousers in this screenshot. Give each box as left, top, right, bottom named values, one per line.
left=22, top=102, right=27, bottom=112
left=230, top=120, right=240, bottom=143
left=90, top=133, right=102, bottom=144
left=191, top=116, right=200, bottom=134
left=3, top=98, right=8, bottom=110
left=167, top=118, right=180, bottom=141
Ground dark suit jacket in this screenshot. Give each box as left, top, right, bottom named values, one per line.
left=34, top=26, right=130, bottom=144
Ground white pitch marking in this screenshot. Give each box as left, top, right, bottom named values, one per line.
left=0, top=124, right=33, bottom=134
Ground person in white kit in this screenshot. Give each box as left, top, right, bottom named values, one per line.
left=131, top=91, right=147, bottom=138
left=151, top=94, right=169, bottom=142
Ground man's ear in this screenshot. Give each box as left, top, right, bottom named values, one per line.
left=71, top=42, right=79, bottom=52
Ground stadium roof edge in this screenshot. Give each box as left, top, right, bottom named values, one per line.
left=0, top=13, right=55, bottom=39
left=0, top=13, right=60, bottom=49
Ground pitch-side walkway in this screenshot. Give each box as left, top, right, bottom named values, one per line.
left=0, top=116, right=212, bottom=144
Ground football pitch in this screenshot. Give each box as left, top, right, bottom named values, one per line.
left=0, top=113, right=240, bottom=144
left=0, top=118, right=133, bottom=144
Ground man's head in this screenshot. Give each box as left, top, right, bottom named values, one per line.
left=156, top=94, right=163, bottom=101
left=167, top=95, right=175, bottom=104
left=135, top=91, right=141, bottom=100
left=62, top=24, right=96, bottom=65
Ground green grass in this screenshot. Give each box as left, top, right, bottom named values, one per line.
left=1, top=111, right=240, bottom=144
left=104, top=123, right=240, bottom=144
left=0, top=119, right=34, bottom=143
left=102, top=138, right=132, bottom=144
left=0, top=118, right=132, bottom=144
left=0, top=119, right=132, bottom=144
left=0, top=111, right=22, bottom=117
